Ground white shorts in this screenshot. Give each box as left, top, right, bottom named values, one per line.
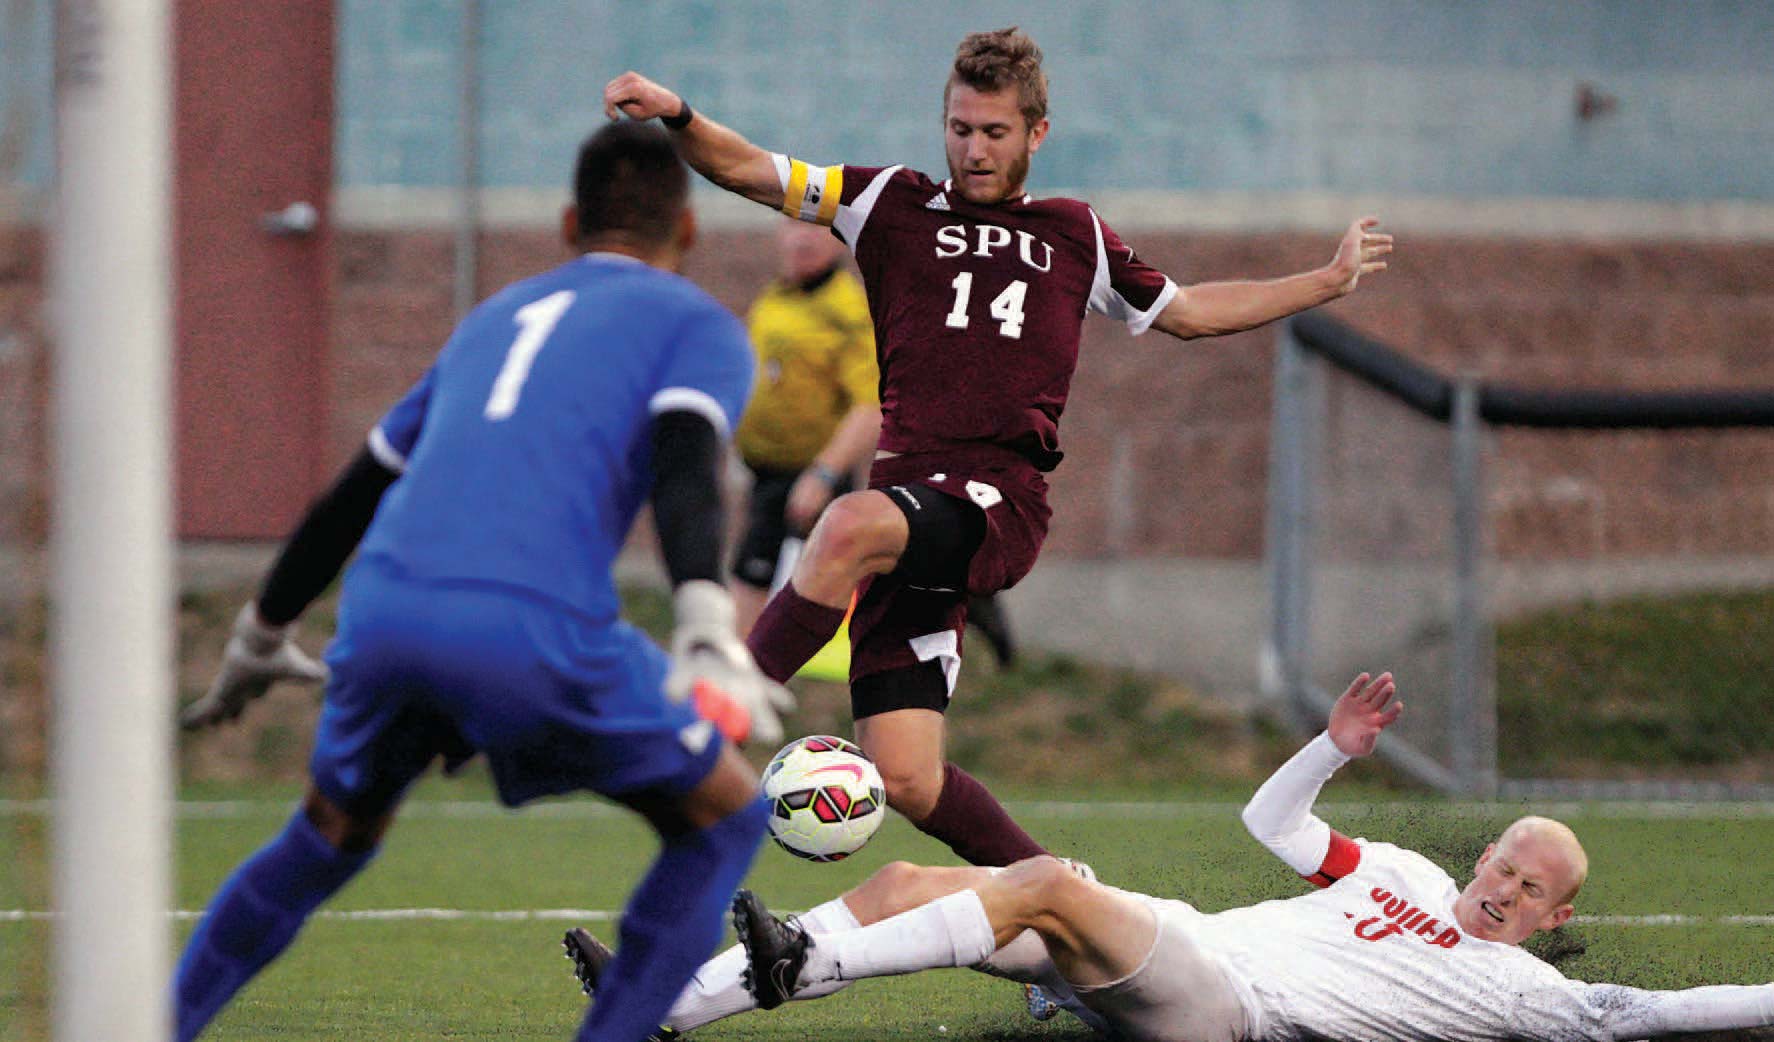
left=1068, top=894, right=1250, bottom=1042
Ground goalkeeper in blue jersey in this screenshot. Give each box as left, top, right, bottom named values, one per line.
left=172, top=120, right=792, bottom=1042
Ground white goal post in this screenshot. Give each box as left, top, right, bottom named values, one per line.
left=49, top=2, right=174, bottom=1040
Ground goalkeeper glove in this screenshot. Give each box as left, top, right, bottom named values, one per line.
left=179, top=603, right=328, bottom=730
left=664, top=580, right=795, bottom=746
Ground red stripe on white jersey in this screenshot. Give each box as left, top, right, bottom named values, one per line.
left=1304, top=829, right=1362, bottom=889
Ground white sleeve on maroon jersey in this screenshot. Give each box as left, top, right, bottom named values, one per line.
left=1241, top=732, right=1363, bottom=886
left=770, top=154, right=900, bottom=254
left=1086, top=209, right=1178, bottom=335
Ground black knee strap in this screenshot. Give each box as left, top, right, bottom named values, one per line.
left=880, top=483, right=984, bottom=591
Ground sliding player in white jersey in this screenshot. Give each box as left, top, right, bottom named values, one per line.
left=567, top=672, right=1774, bottom=1042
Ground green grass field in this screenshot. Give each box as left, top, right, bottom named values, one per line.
left=5, top=775, right=1774, bottom=1041
left=4, top=587, right=1771, bottom=1038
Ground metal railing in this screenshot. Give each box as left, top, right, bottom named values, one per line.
left=1267, top=312, right=1774, bottom=797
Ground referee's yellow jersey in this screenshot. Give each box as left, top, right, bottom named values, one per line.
left=735, top=268, right=877, bottom=470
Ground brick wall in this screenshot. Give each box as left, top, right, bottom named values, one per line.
left=0, top=226, right=47, bottom=544
left=338, top=227, right=1774, bottom=562
left=3, top=226, right=1772, bottom=563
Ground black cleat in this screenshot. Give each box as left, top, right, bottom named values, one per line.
left=562, top=929, right=683, bottom=1041
left=562, top=928, right=613, bottom=997
left=731, top=888, right=813, bottom=1011
left=966, top=594, right=1016, bottom=669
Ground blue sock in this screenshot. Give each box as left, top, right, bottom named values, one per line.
left=576, top=796, right=769, bottom=1042
left=173, top=810, right=375, bottom=1042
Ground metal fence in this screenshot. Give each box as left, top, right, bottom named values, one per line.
left=1266, top=313, right=1774, bottom=798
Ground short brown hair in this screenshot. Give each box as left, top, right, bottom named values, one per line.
left=945, top=26, right=1048, bottom=127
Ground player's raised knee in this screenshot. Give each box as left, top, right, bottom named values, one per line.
left=805, top=492, right=903, bottom=567
left=1003, top=855, right=1083, bottom=900
left=871, top=859, right=923, bottom=890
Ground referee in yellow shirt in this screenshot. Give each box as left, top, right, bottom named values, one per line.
left=731, top=220, right=881, bottom=635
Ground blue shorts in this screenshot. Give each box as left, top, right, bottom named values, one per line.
left=309, top=567, right=723, bottom=816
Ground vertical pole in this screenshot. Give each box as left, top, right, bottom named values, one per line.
left=1449, top=378, right=1495, bottom=795
left=1266, top=325, right=1315, bottom=726
left=49, top=1, right=173, bottom=1040
left=453, top=0, right=481, bottom=318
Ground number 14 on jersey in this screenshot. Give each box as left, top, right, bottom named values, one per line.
left=945, top=272, right=1027, bottom=340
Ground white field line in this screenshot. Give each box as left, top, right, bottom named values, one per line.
left=2, top=908, right=1770, bottom=926
left=0, top=907, right=620, bottom=923
left=4, top=799, right=1774, bottom=820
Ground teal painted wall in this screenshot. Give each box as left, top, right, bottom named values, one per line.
left=0, top=0, right=52, bottom=188
left=335, top=0, right=1774, bottom=200
left=4, top=1, right=1771, bottom=201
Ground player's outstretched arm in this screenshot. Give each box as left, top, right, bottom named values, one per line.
left=1241, top=672, right=1398, bottom=884
left=179, top=448, right=399, bottom=730
left=1577, top=981, right=1774, bottom=1038
left=1151, top=217, right=1393, bottom=340
left=603, top=71, right=782, bottom=208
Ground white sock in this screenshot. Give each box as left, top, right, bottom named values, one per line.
left=802, top=890, right=997, bottom=986
left=790, top=897, right=864, bottom=1000
left=663, top=897, right=863, bottom=1031
left=663, top=943, right=753, bottom=1031
left=795, top=896, right=862, bottom=934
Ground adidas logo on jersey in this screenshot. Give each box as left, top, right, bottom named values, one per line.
left=925, top=193, right=950, bottom=211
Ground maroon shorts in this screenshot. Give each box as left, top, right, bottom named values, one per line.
left=848, top=451, right=1051, bottom=692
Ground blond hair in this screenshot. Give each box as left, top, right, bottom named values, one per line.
left=945, top=27, right=1048, bottom=128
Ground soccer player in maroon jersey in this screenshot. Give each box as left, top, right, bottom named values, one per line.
left=603, top=28, right=1393, bottom=869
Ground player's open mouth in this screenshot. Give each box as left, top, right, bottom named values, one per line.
left=1481, top=901, right=1505, bottom=924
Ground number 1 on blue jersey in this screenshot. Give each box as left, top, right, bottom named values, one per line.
left=484, top=289, right=577, bottom=421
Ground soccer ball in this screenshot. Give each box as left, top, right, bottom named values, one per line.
left=761, top=735, right=887, bottom=862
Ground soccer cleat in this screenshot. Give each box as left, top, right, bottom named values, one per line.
left=965, top=594, right=1016, bottom=669
left=731, top=888, right=813, bottom=1011
left=1024, top=982, right=1063, bottom=1021
left=562, top=928, right=613, bottom=997
left=561, top=929, right=681, bottom=1042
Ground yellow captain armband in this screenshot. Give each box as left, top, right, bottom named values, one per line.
left=777, top=156, right=843, bottom=226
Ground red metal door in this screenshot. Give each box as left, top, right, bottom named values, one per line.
left=174, top=0, right=333, bottom=537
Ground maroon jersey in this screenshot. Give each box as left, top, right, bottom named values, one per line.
left=774, top=156, right=1176, bottom=471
